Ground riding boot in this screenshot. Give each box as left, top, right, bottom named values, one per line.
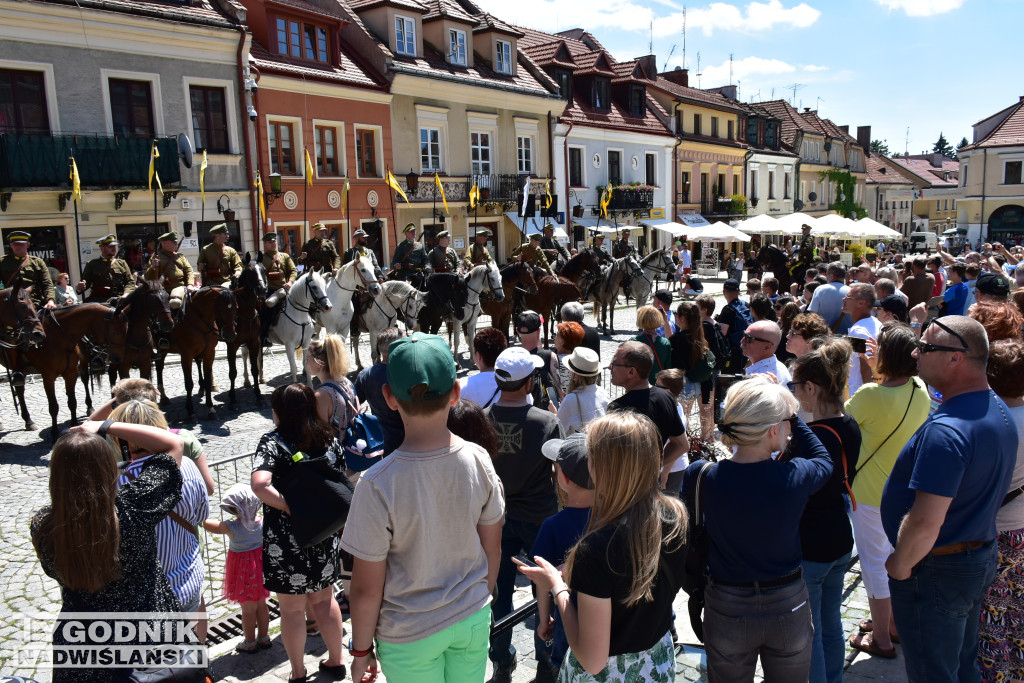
left=260, top=309, right=273, bottom=348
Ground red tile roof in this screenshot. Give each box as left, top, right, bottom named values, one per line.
left=866, top=155, right=915, bottom=185
left=799, top=110, right=857, bottom=144
left=35, top=0, right=236, bottom=27
left=267, top=0, right=349, bottom=20
left=650, top=76, right=744, bottom=114
left=472, top=12, right=522, bottom=37
left=963, top=98, right=1024, bottom=150
left=421, top=0, right=476, bottom=24
left=348, top=0, right=425, bottom=12
left=388, top=40, right=556, bottom=96
left=889, top=156, right=959, bottom=187
left=525, top=41, right=575, bottom=68
left=611, top=60, right=653, bottom=84
left=758, top=99, right=819, bottom=147
left=560, top=95, right=672, bottom=136
left=250, top=40, right=385, bottom=88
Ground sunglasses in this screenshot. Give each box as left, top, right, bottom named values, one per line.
left=786, top=380, right=811, bottom=392
left=782, top=414, right=799, bottom=427
left=742, top=332, right=772, bottom=344
left=925, top=317, right=970, bottom=351
left=915, top=340, right=968, bottom=354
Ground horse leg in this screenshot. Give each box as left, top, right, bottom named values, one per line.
left=64, top=367, right=79, bottom=428
left=451, top=318, right=461, bottom=365
left=241, top=346, right=252, bottom=388
left=16, top=383, right=36, bottom=431
left=227, top=342, right=239, bottom=409
left=155, top=356, right=170, bottom=407
left=287, top=343, right=299, bottom=384
left=369, top=330, right=380, bottom=366
left=249, top=343, right=263, bottom=401
left=45, top=377, right=61, bottom=443
left=182, top=354, right=195, bottom=418
left=204, top=348, right=217, bottom=420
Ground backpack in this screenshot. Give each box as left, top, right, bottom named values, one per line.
left=723, top=299, right=753, bottom=348
left=530, top=348, right=555, bottom=410
left=681, top=460, right=714, bottom=643
left=706, top=321, right=731, bottom=372
left=321, top=381, right=385, bottom=472
left=686, top=347, right=717, bottom=384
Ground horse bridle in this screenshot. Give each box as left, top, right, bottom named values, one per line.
left=335, top=259, right=381, bottom=293
left=0, top=291, right=43, bottom=349
left=371, top=284, right=420, bottom=328
left=44, top=306, right=124, bottom=364
left=466, top=266, right=505, bottom=312
left=637, top=251, right=675, bottom=284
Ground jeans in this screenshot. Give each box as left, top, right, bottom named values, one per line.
left=889, top=541, right=998, bottom=683
left=704, top=577, right=813, bottom=683
left=803, top=552, right=851, bottom=683
left=489, top=517, right=545, bottom=668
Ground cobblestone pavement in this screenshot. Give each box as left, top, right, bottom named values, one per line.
left=0, top=277, right=907, bottom=682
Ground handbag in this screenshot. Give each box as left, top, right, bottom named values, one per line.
left=271, top=434, right=354, bottom=548
left=686, top=347, right=717, bottom=384
left=855, top=378, right=920, bottom=475
left=343, top=403, right=386, bottom=472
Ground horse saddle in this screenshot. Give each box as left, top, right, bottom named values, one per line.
left=355, top=291, right=373, bottom=315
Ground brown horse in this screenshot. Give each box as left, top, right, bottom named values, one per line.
left=480, top=262, right=538, bottom=340
left=109, top=279, right=174, bottom=383
left=155, top=286, right=238, bottom=420
left=559, top=250, right=603, bottom=294
left=227, top=255, right=267, bottom=409
left=523, top=273, right=581, bottom=348
left=0, top=284, right=46, bottom=350
left=2, top=304, right=128, bottom=439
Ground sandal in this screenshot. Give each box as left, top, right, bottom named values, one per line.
left=849, top=632, right=897, bottom=659
left=256, top=636, right=272, bottom=650
left=858, top=619, right=900, bottom=644
left=234, top=640, right=258, bottom=654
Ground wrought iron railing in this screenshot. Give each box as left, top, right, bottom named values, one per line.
left=610, top=187, right=654, bottom=211
left=470, top=173, right=527, bottom=201
left=0, top=133, right=181, bottom=189
left=701, top=197, right=743, bottom=217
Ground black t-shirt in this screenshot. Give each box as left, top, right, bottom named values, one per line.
left=608, top=387, right=685, bottom=445
left=581, top=324, right=601, bottom=355
left=569, top=514, right=687, bottom=655
left=670, top=330, right=695, bottom=372
left=684, top=276, right=703, bottom=292
left=485, top=404, right=562, bottom=523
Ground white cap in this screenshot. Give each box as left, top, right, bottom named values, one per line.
left=494, top=347, right=544, bottom=382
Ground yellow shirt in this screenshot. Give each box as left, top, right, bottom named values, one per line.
left=844, top=379, right=931, bottom=507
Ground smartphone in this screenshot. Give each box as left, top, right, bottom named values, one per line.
left=512, top=555, right=539, bottom=568
left=546, top=386, right=560, bottom=409
left=842, top=336, right=868, bottom=354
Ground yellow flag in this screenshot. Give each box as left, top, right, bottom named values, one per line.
left=304, top=149, right=315, bottom=187
left=469, top=181, right=479, bottom=209
left=70, top=157, right=81, bottom=202
left=199, top=150, right=208, bottom=206
left=434, top=172, right=449, bottom=215
left=148, top=142, right=163, bottom=196
left=340, top=176, right=350, bottom=218
left=600, top=186, right=612, bottom=218
left=386, top=168, right=409, bottom=204
left=544, top=179, right=553, bottom=210
left=254, top=172, right=266, bottom=225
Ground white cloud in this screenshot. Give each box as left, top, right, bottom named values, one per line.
left=873, top=0, right=963, bottom=16
left=472, top=0, right=654, bottom=32
left=653, top=0, right=821, bottom=37
left=683, top=55, right=828, bottom=85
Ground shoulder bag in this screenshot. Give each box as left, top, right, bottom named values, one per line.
left=812, top=423, right=857, bottom=511
left=681, top=460, right=714, bottom=643
left=855, top=377, right=920, bottom=475
left=271, top=434, right=354, bottom=548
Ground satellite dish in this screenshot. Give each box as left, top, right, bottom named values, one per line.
left=178, top=133, right=194, bottom=169
left=793, top=199, right=805, bottom=210
left=808, top=192, right=818, bottom=202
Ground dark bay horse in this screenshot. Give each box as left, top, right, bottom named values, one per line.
left=559, top=251, right=602, bottom=295
left=227, top=255, right=268, bottom=409
left=757, top=244, right=795, bottom=294
left=481, top=262, right=538, bottom=339
left=109, top=279, right=174, bottom=383
left=155, top=286, right=238, bottom=420
left=0, top=285, right=46, bottom=430
left=3, top=304, right=128, bottom=439
left=523, top=273, right=581, bottom=348
left=418, top=272, right=468, bottom=336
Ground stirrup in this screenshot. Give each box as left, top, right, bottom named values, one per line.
left=157, top=338, right=170, bottom=351
left=11, top=371, right=25, bottom=388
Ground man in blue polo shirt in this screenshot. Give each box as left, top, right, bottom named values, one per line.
left=881, top=316, right=1017, bottom=683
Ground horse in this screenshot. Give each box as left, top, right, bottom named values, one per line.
left=632, top=247, right=676, bottom=308
left=588, top=256, right=643, bottom=334
left=0, top=283, right=46, bottom=350
left=257, top=269, right=332, bottom=385
left=351, top=280, right=426, bottom=370
left=226, top=256, right=268, bottom=409
left=757, top=243, right=795, bottom=294
left=2, top=304, right=128, bottom=439
left=450, top=263, right=504, bottom=363
left=155, top=287, right=238, bottom=420
left=559, top=250, right=603, bottom=295
left=108, top=279, right=174, bottom=383
left=418, top=272, right=469, bottom=338
left=523, top=274, right=581, bottom=348
left=480, top=262, right=538, bottom=339
left=316, top=255, right=382, bottom=340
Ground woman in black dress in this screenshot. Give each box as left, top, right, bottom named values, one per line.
left=31, top=423, right=186, bottom=683
left=251, top=383, right=348, bottom=682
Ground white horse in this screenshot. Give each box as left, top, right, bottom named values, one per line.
left=244, top=269, right=331, bottom=385
left=632, top=247, right=675, bottom=308
left=450, top=262, right=504, bottom=363
left=317, top=256, right=382, bottom=340
left=351, top=280, right=427, bottom=370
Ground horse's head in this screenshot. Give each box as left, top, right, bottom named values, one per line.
left=757, top=244, right=781, bottom=267
left=1, top=283, right=45, bottom=348
left=214, top=287, right=238, bottom=343
left=355, top=255, right=382, bottom=297
left=140, top=279, right=174, bottom=333
left=482, top=262, right=505, bottom=302
left=306, top=270, right=332, bottom=313
left=239, top=257, right=268, bottom=302
left=403, top=286, right=427, bottom=322
left=624, top=254, right=644, bottom=278
left=519, top=261, right=539, bottom=295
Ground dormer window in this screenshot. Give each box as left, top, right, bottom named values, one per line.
left=552, top=69, right=572, bottom=100
left=746, top=117, right=757, bottom=145
left=765, top=121, right=777, bottom=148
left=276, top=18, right=329, bottom=63
left=629, top=86, right=645, bottom=117
left=496, top=40, right=512, bottom=75
left=593, top=78, right=609, bottom=111
left=449, top=29, right=466, bottom=66
left=395, top=15, right=415, bottom=56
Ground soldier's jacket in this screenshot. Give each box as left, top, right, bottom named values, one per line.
left=0, top=253, right=55, bottom=308
left=512, top=243, right=553, bottom=275
left=391, top=239, right=428, bottom=273
left=463, top=243, right=493, bottom=268
left=145, top=250, right=194, bottom=292
left=301, top=238, right=340, bottom=271
left=81, top=257, right=135, bottom=302
left=612, top=239, right=635, bottom=259
left=797, top=234, right=816, bottom=264
left=263, top=250, right=296, bottom=292
left=591, top=245, right=613, bottom=266
left=429, top=246, right=459, bottom=273
left=540, top=236, right=570, bottom=263
left=198, top=244, right=242, bottom=286
left=342, top=245, right=380, bottom=271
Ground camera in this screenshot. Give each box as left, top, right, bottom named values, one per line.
left=247, top=105, right=257, bottom=122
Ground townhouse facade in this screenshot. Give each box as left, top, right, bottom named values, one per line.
left=888, top=152, right=960, bottom=239
left=864, top=153, right=915, bottom=236
left=733, top=100, right=798, bottom=218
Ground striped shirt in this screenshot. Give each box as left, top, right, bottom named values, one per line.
left=118, top=455, right=209, bottom=607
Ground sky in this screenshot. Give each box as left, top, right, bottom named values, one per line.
left=472, top=0, right=1021, bottom=156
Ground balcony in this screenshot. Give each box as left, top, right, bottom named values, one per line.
left=609, top=186, right=654, bottom=211
left=470, top=174, right=528, bottom=201
left=0, top=133, right=181, bottom=190
left=701, top=197, right=745, bottom=218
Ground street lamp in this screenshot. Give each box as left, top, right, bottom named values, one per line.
left=265, top=172, right=283, bottom=206
left=406, top=170, right=419, bottom=194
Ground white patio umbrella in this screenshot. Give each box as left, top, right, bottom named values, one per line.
left=773, top=212, right=821, bottom=236
left=735, top=214, right=780, bottom=234
left=855, top=217, right=903, bottom=238
left=691, top=222, right=752, bottom=243
left=811, top=213, right=861, bottom=238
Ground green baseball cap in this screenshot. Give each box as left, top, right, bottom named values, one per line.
left=386, top=332, right=457, bottom=402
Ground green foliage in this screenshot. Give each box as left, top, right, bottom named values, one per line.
left=816, top=168, right=869, bottom=220
left=870, top=139, right=890, bottom=157
left=730, top=194, right=747, bottom=215
left=933, top=132, right=955, bottom=160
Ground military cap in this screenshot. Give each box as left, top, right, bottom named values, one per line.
left=403, top=223, right=417, bottom=234
left=7, top=231, right=30, bottom=244
left=209, top=223, right=229, bottom=235
left=436, top=231, right=450, bottom=240
left=352, top=229, right=368, bottom=238
left=158, top=231, right=179, bottom=242
left=95, top=234, right=118, bottom=246
left=312, top=222, right=328, bottom=231
left=801, top=223, right=813, bottom=231
left=593, top=233, right=606, bottom=240
left=475, top=228, right=492, bottom=237
left=622, top=229, right=631, bottom=234
left=543, top=222, right=555, bottom=231
left=529, top=233, right=541, bottom=242
left=262, top=232, right=278, bottom=242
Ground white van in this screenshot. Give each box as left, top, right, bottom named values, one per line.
left=909, top=231, right=938, bottom=253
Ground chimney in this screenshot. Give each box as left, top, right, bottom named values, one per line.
left=839, top=125, right=849, bottom=134
left=661, top=66, right=689, bottom=87
left=708, top=84, right=739, bottom=101
left=857, top=125, right=871, bottom=152
left=636, top=55, right=657, bottom=79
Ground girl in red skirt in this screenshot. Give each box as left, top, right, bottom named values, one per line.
left=204, top=483, right=272, bottom=653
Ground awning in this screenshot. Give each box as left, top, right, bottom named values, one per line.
left=676, top=213, right=712, bottom=229
left=571, top=217, right=631, bottom=234
left=637, top=217, right=689, bottom=237
left=687, top=222, right=752, bottom=243
left=503, top=213, right=568, bottom=240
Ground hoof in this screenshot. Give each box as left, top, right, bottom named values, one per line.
left=159, top=395, right=170, bottom=407
left=243, top=379, right=252, bottom=389
left=206, top=409, right=217, bottom=420
left=26, top=421, right=38, bottom=431
left=210, top=383, right=220, bottom=392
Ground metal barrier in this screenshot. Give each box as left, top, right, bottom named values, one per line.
left=201, top=451, right=257, bottom=612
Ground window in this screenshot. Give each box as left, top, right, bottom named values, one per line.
left=593, top=79, right=609, bottom=111
left=645, top=153, right=656, bottom=187
left=268, top=121, right=295, bottom=175
left=629, top=86, right=645, bottom=117
left=768, top=171, right=775, bottom=199
left=0, top=68, right=50, bottom=134
left=552, top=69, right=571, bottom=100
left=734, top=174, right=740, bottom=195
left=517, top=135, right=533, bottom=174
left=765, top=121, right=776, bottom=148
left=395, top=16, right=415, bottom=56
left=315, top=125, right=340, bottom=176
left=693, top=113, right=701, bottom=136
left=727, top=120, right=734, bottom=140
left=680, top=171, right=691, bottom=202
left=496, top=40, right=512, bottom=75
left=188, top=85, right=228, bottom=153
left=470, top=132, right=491, bottom=175
left=109, top=78, right=154, bottom=137
left=749, top=170, right=758, bottom=199
left=1005, top=161, right=1022, bottom=185
left=711, top=117, right=719, bottom=138
left=356, top=128, right=377, bottom=177
left=449, top=29, right=466, bottom=66
left=800, top=180, right=805, bottom=200
left=420, top=127, right=441, bottom=172
left=717, top=173, right=725, bottom=197
left=275, top=18, right=329, bottom=62
left=810, top=181, right=817, bottom=204
left=943, top=199, right=949, bottom=211
left=784, top=172, right=791, bottom=199
left=936, top=200, right=941, bottom=211
left=568, top=147, right=583, bottom=186
left=746, top=117, right=758, bottom=145
left=607, top=150, right=621, bottom=186
left=961, top=164, right=968, bottom=187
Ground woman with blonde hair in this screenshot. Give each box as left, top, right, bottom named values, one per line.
left=517, top=412, right=688, bottom=681
left=632, top=305, right=672, bottom=385
left=306, top=334, right=359, bottom=446
left=683, top=375, right=833, bottom=681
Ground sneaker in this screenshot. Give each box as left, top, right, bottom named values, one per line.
left=489, top=660, right=517, bottom=683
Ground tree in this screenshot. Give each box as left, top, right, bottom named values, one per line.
left=933, top=132, right=955, bottom=160
left=870, top=139, right=890, bottom=157
left=956, top=137, right=969, bottom=154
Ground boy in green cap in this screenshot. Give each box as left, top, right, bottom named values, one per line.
left=341, top=332, right=503, bottom=683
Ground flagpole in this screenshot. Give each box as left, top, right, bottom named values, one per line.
left=303, top=148, right=308, bottom=235
left=68, top=154, right=84, bottom=280
left=387, top=167, right=398, bottom=255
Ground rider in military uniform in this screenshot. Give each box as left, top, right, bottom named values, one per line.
left=462, top=228, right=494, bottom=269
left=342, top=228, right=383, bottom=281
left=512, top=233, right=554, bottom=276
left=391, top=223, right=429, bottom=281
left=299, top=222, right=340, bottom=273
left=612, top=229, right=637, bottom=258
left=260, top=232, right=297, bottom=346
left=590, top=233, right=613, bottom=267
left=78, top=234, right=135, bottom=303
left=144, top=231, right=195, bottom=311
left=1, top=231, right=56, bottom=311
left=198, top=223, right=243, bottom=287
left=539, top=222, right=570, bottom=268
left=428, top=231, right=459, bottom=273
left=789, top=223, right=816, bottom=285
